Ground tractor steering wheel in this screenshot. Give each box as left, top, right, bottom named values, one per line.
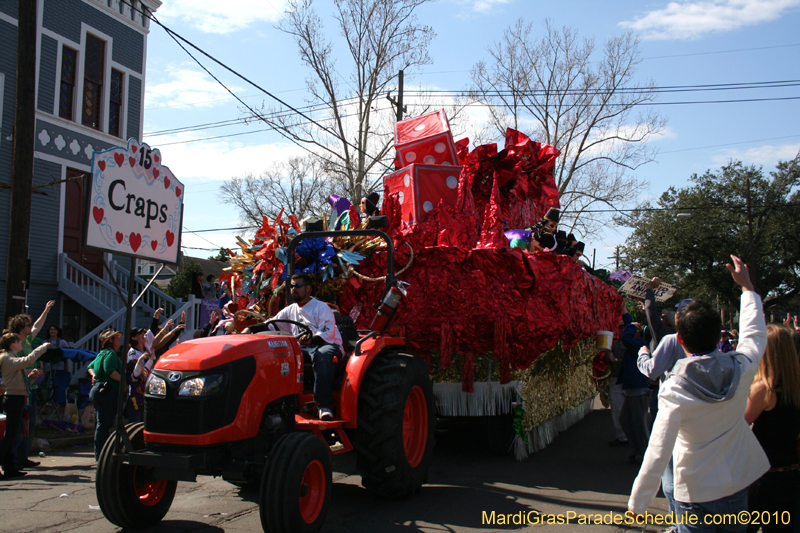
left=262, top=319, right=313, bottom=342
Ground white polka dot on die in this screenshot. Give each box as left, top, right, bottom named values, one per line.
left=423, top=201, right=433, bottom=212
left=403, top=174, right=410, bottom=186
left=398, top=191, right=405, bottom=204
left=446, top=176, right=458, bottom=189
left=434, top=142, right=445, bottom=153
left=414, top=124, right=426, bottom=131
left=406, top=151, right=416, bottom=162
left=423, top=155, right=435, bottom=164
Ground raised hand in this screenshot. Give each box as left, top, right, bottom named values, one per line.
left=646, top=277, right=662, bottom=290
left=725, top=255, right=754, bottom=292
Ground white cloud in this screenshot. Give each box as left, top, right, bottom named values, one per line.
left=145, top=66, right=244, bottom=109
left=151, top=135, right=306, bottom=182
left=157, top=0, right=289, bottom=34
left=471, top=0, right=511, bottom=13
left=619, top=0, right=800, bottom=40
left=711, top=142, right=800, bottom=166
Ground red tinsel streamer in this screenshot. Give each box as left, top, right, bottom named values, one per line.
left=462, top=351, right=474, bottom=393
left=493, top=317, right=509, bottom=383
left=440, top=321, right=453, bottom=370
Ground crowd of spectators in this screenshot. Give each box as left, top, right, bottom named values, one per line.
left=600, top=257, right=800, bottom=533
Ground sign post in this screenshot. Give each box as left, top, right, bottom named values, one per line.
left=83, top=138, right=184, bottom=454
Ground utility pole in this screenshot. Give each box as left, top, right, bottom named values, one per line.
left=4, top=0, right=37, bottom=317
left=387, top=70, right=406, bottom=122
left=607, top=245, right=621, bottom=270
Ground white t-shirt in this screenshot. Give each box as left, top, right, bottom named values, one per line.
left=272, top=298, right=342, bottom=347
left=127, top=347, right=145, bottom=363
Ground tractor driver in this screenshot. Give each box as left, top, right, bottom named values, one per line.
left=271, top=273, right=343, bottom=420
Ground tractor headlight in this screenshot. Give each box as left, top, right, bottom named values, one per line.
left=177, top=374, right=225, bottom=397
left=146, top=375, right=167, bottom=397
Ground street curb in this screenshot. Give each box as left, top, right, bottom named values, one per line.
left=46, top=436, right=94, bottom=450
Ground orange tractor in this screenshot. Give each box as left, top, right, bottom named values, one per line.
left=96, top=228, right=435, bottom=532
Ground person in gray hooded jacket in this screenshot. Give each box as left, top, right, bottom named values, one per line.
left=628, top=256, right=769, bottom=532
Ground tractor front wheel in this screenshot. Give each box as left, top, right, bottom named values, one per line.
left=349, top=349, right=436, bottom=497
left=259, top=432, right=332, bottom=533
left=96, top=422, right=177, bottom=529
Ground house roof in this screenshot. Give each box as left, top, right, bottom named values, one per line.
left=179, top=253, right=230, bottom=280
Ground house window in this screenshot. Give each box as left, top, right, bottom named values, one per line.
left=82, top=34, right=105, bottom=130
left=59, top=47, right=77, bottom=120
left=109, top=69, right=123, bottom=137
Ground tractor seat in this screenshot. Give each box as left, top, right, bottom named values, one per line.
left=303, top=313, right=359, bottom=390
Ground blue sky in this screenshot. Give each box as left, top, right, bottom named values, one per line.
left=141, top=0, right=800, bottom=271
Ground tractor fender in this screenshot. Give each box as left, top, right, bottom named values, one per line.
left=338, top=336, right=407, bottom=428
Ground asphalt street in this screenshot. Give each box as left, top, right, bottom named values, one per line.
left=0, top=399, right=667, bottom=532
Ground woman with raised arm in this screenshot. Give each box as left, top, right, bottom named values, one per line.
left=0, top=333, right=49, bottom=479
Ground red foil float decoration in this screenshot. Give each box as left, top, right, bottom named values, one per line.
left=339, top=128, right=622, bottom=388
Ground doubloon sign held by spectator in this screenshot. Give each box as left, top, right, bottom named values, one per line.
left=84, top=138, right=184, bottom=264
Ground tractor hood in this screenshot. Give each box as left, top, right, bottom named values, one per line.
left=154, top=334, right=296, bottom=372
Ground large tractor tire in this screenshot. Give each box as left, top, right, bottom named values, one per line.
left=259, top=432, right=332, bottom=533
left=96, top=422, right=177, bottom=529
left=349, top=349, right=436, bottom=497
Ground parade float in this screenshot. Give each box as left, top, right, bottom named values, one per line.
left=220, top=111, right=622, bottom=459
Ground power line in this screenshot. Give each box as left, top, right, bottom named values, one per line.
left=660, top=134, right=800, bottom=155
left=144, top=79, right=800, bottom=139
left=563, top=203, right=800, bottom=214
left=642, top=43, right=800, bottom=60
left=419, top=79, right=800, bottom=96
left=149, top=104, right=394, bottom=147
left=142, top=9, right=395, bottom=175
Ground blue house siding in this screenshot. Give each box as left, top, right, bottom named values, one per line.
left=0, top=0, right=16, bottom=18
left=0, top=17, right=17, bottom=322
left=38, top=34, right=57, bottom=114
left=25, top=157, right=64, bottom=323
left=42, top=0, right=144, bottom=74
left=127, top=75, right=141, bottom=141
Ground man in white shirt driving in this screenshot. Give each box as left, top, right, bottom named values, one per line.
left=272, top=273, right=343, bottom=420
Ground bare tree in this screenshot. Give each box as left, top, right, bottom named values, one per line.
left=220, top=156, right=338, bottom=226
left=469, top=19, right=665, bottom=237
left=251, top=0, right=435, bottom=203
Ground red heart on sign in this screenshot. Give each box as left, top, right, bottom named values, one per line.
left=151, top=239, right=158, bottom=251
left=175, top=186, right=181, bottom=197
left=166, top=230, right=175, bottom=247
left=132, top=145, right=138, bottom=153
left=129, top=233, right=142, bottom=252
left=164, top=176, right=170, bottom=189
left=92, top=206, right=104, bottom=224
left=154, top=154, right=160, bottom=163
left=116, top=232, right=124, bottom=243
left=153, top=168, right=160, bottom=179
left=129, top=156, right=136, bottom=167
left=98, top=160, right=106, bottom=172
left=114, top=152, right=124, bottom=167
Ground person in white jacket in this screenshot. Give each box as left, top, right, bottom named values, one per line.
left=628, top=255, right=769, bottom=532
left=271, top=273, right=343, bottom=420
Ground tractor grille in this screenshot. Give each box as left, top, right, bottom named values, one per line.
left=144, top=356, right=256, bottom=435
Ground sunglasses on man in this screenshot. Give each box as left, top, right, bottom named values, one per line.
left=289, top=283, right=306, bottom=289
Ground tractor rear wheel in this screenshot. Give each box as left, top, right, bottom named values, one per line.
left=96, top=422, right=177, bottom=529
left=349, top=349, right=435, bottom=497
left=259, top=432, right=332, bottom=533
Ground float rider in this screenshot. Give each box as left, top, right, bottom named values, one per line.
left=271, top=273, right=342, bottom=420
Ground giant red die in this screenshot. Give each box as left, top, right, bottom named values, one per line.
left=384, top=164, right=461, bottom=223
left=394, top=110, right=459, bottom=167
